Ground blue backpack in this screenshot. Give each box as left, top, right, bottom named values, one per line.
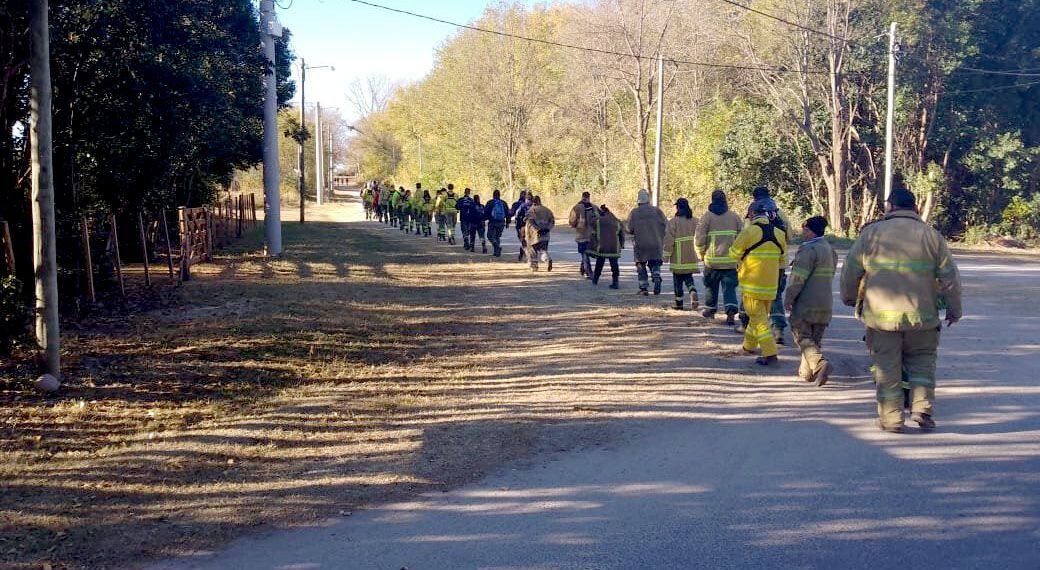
left=490, top=200, right=507, bottom=223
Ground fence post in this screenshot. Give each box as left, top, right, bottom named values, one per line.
left=160, top=211, right=175, bottom=281
left=109, top=214, right=125, bottom=296
left=137, top=212, right=151, bottom=287
left=80, top=217, right=95, bottom=302
left=250, top=193, right=257, bottom=227
left=0, top=221, right=14, bottom=275
left=178, top=207, right=191, bottom=281
left=205, top=208, right=213, bottom=260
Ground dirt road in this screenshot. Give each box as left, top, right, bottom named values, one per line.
left=148, top=193, right=1040, bottom=569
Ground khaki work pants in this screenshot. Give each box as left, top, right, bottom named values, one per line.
left=742, top=295, right=777, bottom=358
left=866, top=327, right=940, bottom=427
left=791, top=320, right=828, bottom=380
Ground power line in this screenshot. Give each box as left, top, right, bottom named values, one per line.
left=715, top=0, right=855, bottom=44
left=956, top=66, right=1040, bottom=78
left=343, top=0, right=875, bottom=76
left=945, top=80, right=1040, bottom=95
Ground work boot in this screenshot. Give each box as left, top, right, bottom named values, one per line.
left=876, top=419, right=905, bottom=434
left=639, top=288, right=649, bottom=296
left=482, top=242, right=487, bottom=254
left=725, top=315, right=737, bottom=326
left=449, top=236, right=455, bottom=245
left=773, top=328, right=786, bottom=346
left=652, top=277, right=662, bottom=295
left=518, top=251, right=524, bottom=261
left=689, top=290, right=700, bottom=310
left=911, top=412, right=936, bottom=430
left=755, top=355, right=779, bottom=366
left=673, top=299, right=684, bottom=311
left=580, top=265, right=587, bottom=277
left=547, top=259, right=553, bottom=272
left=814, top=361, right=832, bottom=387
left=609, top=279, right=619, bottom=290
left=701, top=309, right=716, bottom=319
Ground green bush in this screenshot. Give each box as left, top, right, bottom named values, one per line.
left=997, top=194, right=1040, bottom=241
left=0, top=276, right=29, bottom=356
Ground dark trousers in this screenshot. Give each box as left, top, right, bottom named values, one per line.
left=636, top=260, right=663, bottom=291
left=593, top=255, right=619, bottom=284
left=703, top=268, right=739, bottom=315
left=466, top=222, right=486, bottom=247
left=487, top=223, right=505, bottom=255
left=673, top=273, right=697, bottom=300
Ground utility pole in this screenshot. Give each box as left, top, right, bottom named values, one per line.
left=29, top=0, right=60, bottom=381
left=315, top=103, right=323, bottom=205
left=884, top=22, right=898, bottom=202
left=652, top=52, right=665, bottom=208
left=260, top=0, right=282, bottom=255
left=298, top=58, right=306, bottom=223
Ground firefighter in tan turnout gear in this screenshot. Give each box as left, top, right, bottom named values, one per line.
left=695, top=190, right=743, bottom=325
left=783, top=216, right=838, bottom=387
left=840, top=187, right=962, bottom=433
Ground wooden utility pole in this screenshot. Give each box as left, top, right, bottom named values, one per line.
left=298, top=58, right=307, bottom=223
left=29, top=0, right=60, bottom=379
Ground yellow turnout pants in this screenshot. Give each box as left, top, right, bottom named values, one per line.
left=742, top=295, right=777, bottom=358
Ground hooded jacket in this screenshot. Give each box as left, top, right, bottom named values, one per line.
left=625, top=204, right=668, bottom=263
left=695, top=209, right=744, bottom=269
left=840, top=210, right=962, bottom=331
left=663, top=215, right=700, bottom=274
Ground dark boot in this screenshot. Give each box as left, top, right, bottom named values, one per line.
left=609, top=275, right=619, bottom=289
left=482, top=242, right=487, bottom=254
left=701, top=309, right=716, bottom=319
left=755, top=355, right=779, bottom=366
left=652, top=277, right=662, bottom=296
left=725, top=312, right=737, bottom=326
left=673, top=299, right=684, bottom=311
left=911, top=412, right=936, bottom=430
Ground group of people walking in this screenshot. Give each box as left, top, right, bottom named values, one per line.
left=361, top=182, right=555, bottom=268
left=363, top=179, right=963, bottom=433
left=568, top=183, right=963, bottom=432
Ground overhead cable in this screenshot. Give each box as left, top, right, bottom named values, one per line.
left=344, top=0, right=876, bottom=76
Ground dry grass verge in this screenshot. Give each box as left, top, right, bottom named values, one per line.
left=1, top=203, right=806, bottom=569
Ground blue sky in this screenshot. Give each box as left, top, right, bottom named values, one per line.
left=277, top=0, right=540, bottom=121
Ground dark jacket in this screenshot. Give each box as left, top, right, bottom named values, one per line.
left=590, top=211, right=624, bottom=258
left=484, top=198, right=510, bottom=226
left=465, top=201, right=486, bottom=224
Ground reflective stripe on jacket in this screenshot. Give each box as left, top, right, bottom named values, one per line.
left=784, top=237, right=838, bottom=324
left=840, top=210, right=962, bottom=331
left=729, top=216, right=787, bottom=300
left=590, top=212, right=623, bottom=258
left=663, top=216, right=700, bottom=274
left=695, top=210, right=744, bottom=269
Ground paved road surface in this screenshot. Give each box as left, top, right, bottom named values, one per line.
left=154, top=195, right=1040, bottom=569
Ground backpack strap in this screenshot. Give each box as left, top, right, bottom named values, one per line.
left=740, top=223, right=785, bottom=261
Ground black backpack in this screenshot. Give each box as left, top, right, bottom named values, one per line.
left=741, top=222, right=785, bottom=261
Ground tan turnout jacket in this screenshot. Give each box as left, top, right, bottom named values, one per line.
left=840, top=210, right=962, bottom=331
left=625, top=204, right=668, bottom=262
left=784, top=237, right=838, bottom=325
left=524, top=205, right=556, bottom=247
left=663, top=216, right=700, bottom=275
left=695, top=210, right=744, bottom=269
left=568, top=201, right=596, bottom=243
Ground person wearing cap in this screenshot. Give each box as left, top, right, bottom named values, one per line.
left=625, top=189, right=668, bottom=295
left=568, top=191, right=598, bottom=279
left=524, top=195, right=555, bottom=271
left=695, top=190, right=744, bottom=324
left=729, top=197, right=788, bottom=366
left=663, top=198, right=700, bottom=310
left=840, top=185, right=962, bottom=433
left=784, top=216, right=839, bottom=386
left=589, top=204, right=624, bottom=288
